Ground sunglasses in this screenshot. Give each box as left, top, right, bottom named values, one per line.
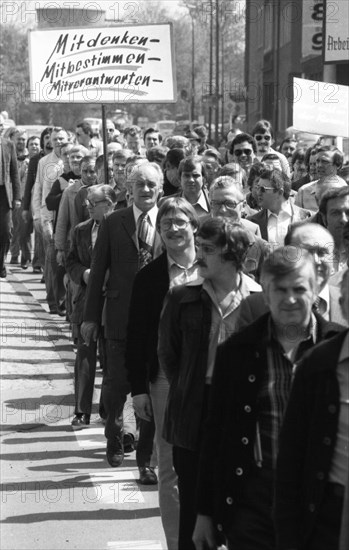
left=234, top=149, right=252, bottom=157
left=257, top=185, right=275, bottom=193
left=85, top=198, right=108, bottom=208
left=254, top=134, right=272, bottom=142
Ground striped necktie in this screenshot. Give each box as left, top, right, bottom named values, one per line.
left=138, top=212, right=153, bottom=270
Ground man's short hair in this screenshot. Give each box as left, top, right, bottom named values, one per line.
left=319, top=186, right=349, bottom=217
left=291, top=149, right=306, bottom=168
left=279, top=137, right=297, bottom=150
left=89, top=184, right=117, bottom=204
left=68, top=144, right=89, bottom=156
left=316, top=145, right=344, bottom=169
left=217, top=164, right=246, bottom=189
left=144, top=127, right=162, bottom=142
left=230, top=132, right=257, bottom=154
left=178, top=155, right=206, bottom=179
left=193, top=125, right=208, bottom=138
left=165, top=135, right=190, bottom=151
left=80, top=154, right=96, bottom=167
left=202, top=148, right=222, bottom=163
left=197, top=217, right=251, bottom=271
left=146, top=146, right=168, bottom=164
left=27, top=135, right=40, bottom=147
left=261, top=246, right=317, bottom=291
left=156, top=196, right=199, bottom=232
left=112, top=149, right=134, bottom=162
left=52, top=126, right=66, bottom=134
left=124, top=125, right=142, bottom=137
left=165, top=147, right=186, bottom=167
left=209, top=176, right=244, bottom=199
left=129, top=161, right=164, bottom=187
left=76, top=122, right=93, bottom=137
left=247, top=162, right=265, bottom=189
left=251, top=119, right=274, bottom=138
left=259, top=167, right=292, bottom=200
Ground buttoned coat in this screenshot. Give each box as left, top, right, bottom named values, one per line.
left=248, top=203, right=310, bottom=241
left=274, top=330, right=348, bottom=550
left=65, top=218, right=94, bottom=325
left=196, top=313, right=344, bottom=532
left=0, top=137, right=20, bottom=207
left=83, top=206, right=162, bottom=340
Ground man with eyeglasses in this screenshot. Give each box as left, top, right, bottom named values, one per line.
left=237, top=223, right=348, bottom=330
left=81, top=162, right=163, bottom=476
left=249, top=167, right=310, bottom=244
left=209, top=176, right=270, bottom=281
left=251, top=120, right=290, bottom=177
left=229, top=132, right=257, bottom=175
left=66, top=184, right=117, bottom=428
left=158, top=217, right=261, bottom=550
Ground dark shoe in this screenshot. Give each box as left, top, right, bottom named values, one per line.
left=0, top=267, right=7, bottom=278
left=71, top=414, right=90, bottom=428
left=40, top=275, right=45, bottom=283
left=21, top=261, right=29, bottom=270
left=123, top=432, right=135, bottom=453
left=10, top=257, right=19, bottom=264
left=33, top=266, right=42, bottom=274
left=106, top=445, right=124, bottom=467
left=57, top=303, right=66, bottom=317
left=138, top=466, right=158, bottom=485
left=49, top=306, right=59, bottom=315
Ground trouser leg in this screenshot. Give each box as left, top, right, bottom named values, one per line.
left=74, top=328, right=97, bottom=416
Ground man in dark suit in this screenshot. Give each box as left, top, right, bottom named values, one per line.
left=0, top=114, right=21, bottom=277
left=126, top=197, right=199, bottom=550
left=249, top=167, right=309, bottom=243
left=192, top=247, right=345, bottom=550
left=81, top=162, right=163, bottom=476
left=66, top=184, right=117, bottom=427
left=275, top=269, right=349, bottom=550
left=237, top=223, right=348, bottom=329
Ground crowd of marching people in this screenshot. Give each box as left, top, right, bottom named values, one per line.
left=0, top=111, right=348, bottom=550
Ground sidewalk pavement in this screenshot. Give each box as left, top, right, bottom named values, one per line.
left=0, top=267, right=165, bottom=550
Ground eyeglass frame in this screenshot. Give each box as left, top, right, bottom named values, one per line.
left=159, top=218, right=191, bottom=231
left=85, top=198, right=109, bottom=208
left=254, top=134, right=272, bottom=142
left=234, top=149, right=253, bottom=157
left=211, top=199, right=245, bottom=209
left=257, top=185, right=278, bottom=193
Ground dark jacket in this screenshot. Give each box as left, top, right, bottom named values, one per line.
left=125, top=252, right=169, bottom=395
left=196, top=314, right=345, bottom=532
left=158, top=276, right=261, bottom=452
left=248, top=203, right=310, bottom=241
left=66, top=218, right=93, bottom=324
left=22, top=151, right=44, bottom=211
left=0, top=137, right=20, bottom=207
left=275, top=330, right=348, bottom=550
left=83, top=206, right=162, bottom=340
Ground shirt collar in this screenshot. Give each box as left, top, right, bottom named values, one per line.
left=319, top=284, right=330, bottom=310
left=132, top=203, right=158, bottom=227
left=267, top=200, right=292, bottom=218
left=194, top=190, right=209, bottom=212
left=167, top=254, right=197, bottom=271
left=268, top=312, right=317, bottom=345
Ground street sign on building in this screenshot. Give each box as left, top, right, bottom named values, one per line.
left=28, top=24, right=176, bottom=103
left=293, top=77, right=349, bottom=137
left=302, top=0, right=323, bottom=59
left=324, top=0, right=349, bottom=63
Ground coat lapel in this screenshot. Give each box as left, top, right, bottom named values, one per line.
left=121, top=207, right=138, bottom=250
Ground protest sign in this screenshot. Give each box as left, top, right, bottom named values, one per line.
left=28, top=24, right=176, bottom=103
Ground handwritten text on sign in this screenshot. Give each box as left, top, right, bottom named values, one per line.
left=28, top=24, right=176, bottom=103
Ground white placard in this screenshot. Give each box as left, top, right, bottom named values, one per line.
left=324, top=1, right=349, bottom=63
left=293, top=77, right=349, bottom=137
left=28, top=24, right=176, bottom=103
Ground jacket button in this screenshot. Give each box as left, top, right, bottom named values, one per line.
left=323, top=437, right=331, bottom=446
left=236, top=467, right=243, bottom=476
left=226, top=497, right=233, bottom=505
left=217, top=523, right=223, bottom=531
left=244, top=405, right=251, bottom=413
left=309, top=503, right=316, bottom=512
left=328, top=405, right=336, bottom=414
left=317, top=472, right=325, bottom=480
left=241, top=437, right=249, bottom=445
left=248, top=375, right=256, bottom=383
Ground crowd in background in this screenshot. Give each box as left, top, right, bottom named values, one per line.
left=0, top=112, right=348, bottom=550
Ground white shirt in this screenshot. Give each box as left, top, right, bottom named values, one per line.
left=267, top=201, right=293, bottom=245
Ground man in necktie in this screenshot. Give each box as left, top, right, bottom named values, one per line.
left=81, top=163, right=163, bottom=473
left=66, top=185, right=117, bottom=428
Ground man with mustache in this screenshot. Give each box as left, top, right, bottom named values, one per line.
left=158, top=217, right=261, bottom=549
